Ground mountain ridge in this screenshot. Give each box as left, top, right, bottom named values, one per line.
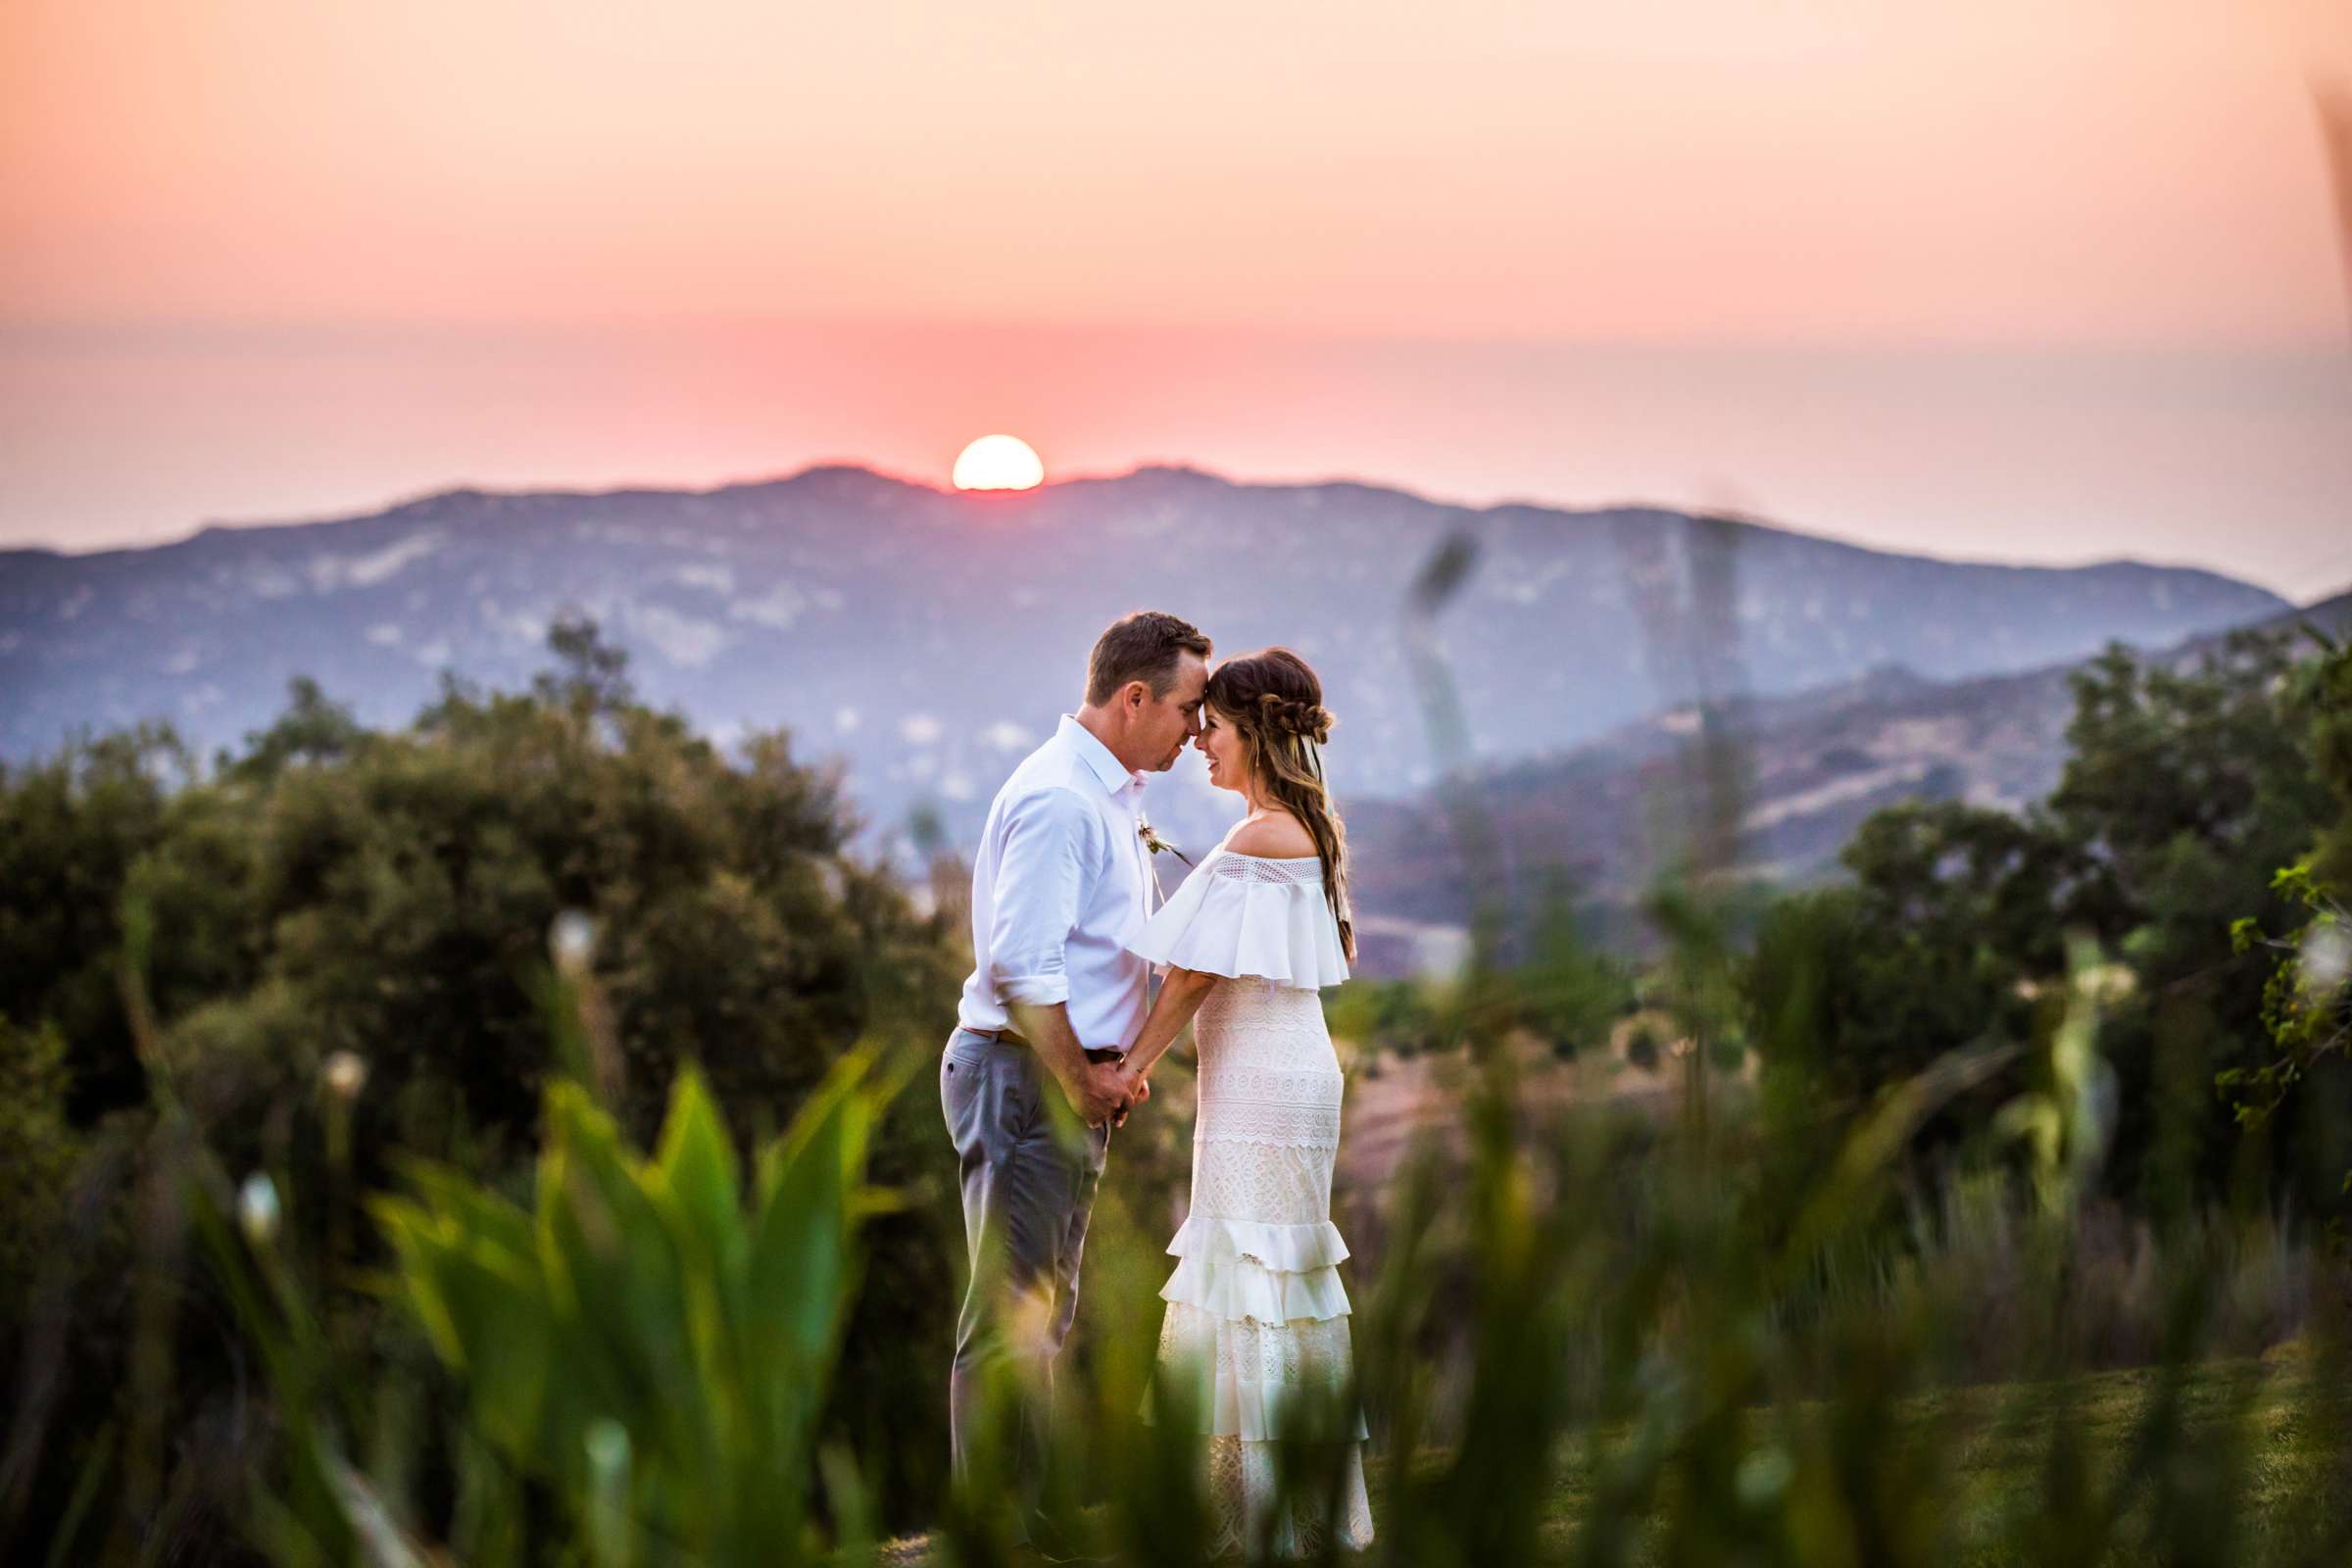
left=6, top=462, right=2300, bottom=605
left=0, top=466, right=2295, bottom=863
left=1341, top=586, right=2352, bottom=965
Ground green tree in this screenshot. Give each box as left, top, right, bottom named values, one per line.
left=0, top=722, right=192, bottom=1122
left=0, top=1017, right=76, bottom=1326
left=2051, top=633, right=2342, bottom=1208
left=532, top=608, right=637, bottom=715
left=1748, top=629, right=2350, bottom=1213
left=2221, top=629, right=2352, bottom=1202
left=0, top=619, right=969, bottom=1548
left=1750, top=802, right=2095, bottom=1102
left=2292, top=626, right=2352, bottom=889
left=219, top=675, right=365, bottom=785
left=1515, top=868, right=1632, bottom=1055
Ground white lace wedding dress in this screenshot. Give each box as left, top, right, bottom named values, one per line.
left=1129, top=847, right=1375, bottom=1557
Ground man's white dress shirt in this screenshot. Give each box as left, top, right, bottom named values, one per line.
left=956, top=714, right=1154, bottom=1052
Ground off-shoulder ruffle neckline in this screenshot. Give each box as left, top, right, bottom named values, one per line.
left=1206, top=845, right=1320, bottom=865
left=1127, top=843, right=1350, bottom=987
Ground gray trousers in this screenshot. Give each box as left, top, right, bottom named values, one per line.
left=940, top=1026, right=1110, bottom=1525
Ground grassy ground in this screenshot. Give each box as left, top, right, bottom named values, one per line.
left=1525, top=1353, right=2339, bottom=1565
left=880, top=1352, right=2342, bottom=1564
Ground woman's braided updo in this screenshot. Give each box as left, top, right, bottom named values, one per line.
left=1202, top=648, right=1353, bottom=961
left=1252, top=690, right=1334, bottom=745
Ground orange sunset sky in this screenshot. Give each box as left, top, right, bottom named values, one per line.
left=3, top=0, right=2349, bottom=594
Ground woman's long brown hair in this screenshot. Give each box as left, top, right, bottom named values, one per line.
left=1203, top=648, right=1354, bottom=962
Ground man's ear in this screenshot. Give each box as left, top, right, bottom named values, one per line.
left=1123, top=680, right=1151, bottom=711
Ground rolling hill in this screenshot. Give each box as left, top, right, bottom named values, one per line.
left=1, top=466, right=2290, bottom=864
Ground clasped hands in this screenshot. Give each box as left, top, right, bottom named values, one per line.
left=1067, top=1057, right=1152, bottom=1129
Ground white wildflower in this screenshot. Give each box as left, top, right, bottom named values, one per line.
left=237, top=1172, right=281, bottom=1247
left=2299, top=920, right=2349, bottom=996
left=550, top=910, right=596, bottom=975
left=322, top=1051, right=368, bottom=1101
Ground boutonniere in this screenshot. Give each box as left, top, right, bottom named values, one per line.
left=1137, top=816, right=1193, bottom=866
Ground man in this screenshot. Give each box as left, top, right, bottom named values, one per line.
left=941, top=610, right=1210, bottom=1544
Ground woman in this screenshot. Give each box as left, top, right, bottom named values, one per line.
left=1118, top=647, right=1375, bottom=1557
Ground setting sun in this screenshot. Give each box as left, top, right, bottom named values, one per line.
left=952, top=434, right=1045, bottom=491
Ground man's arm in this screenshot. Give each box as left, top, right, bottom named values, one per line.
left=1008, top=1000, right=1127, bottom=1126
left=989, top=788, right=1128, bottom=1126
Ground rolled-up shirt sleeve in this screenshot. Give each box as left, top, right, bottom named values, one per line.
left=988, top=786, right=1097, bottom=1006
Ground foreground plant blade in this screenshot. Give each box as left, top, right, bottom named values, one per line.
left=360, top=1053, right=889, bottom=1565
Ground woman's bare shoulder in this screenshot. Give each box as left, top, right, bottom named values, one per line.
left=1226, top=811, right=1317, bottom=858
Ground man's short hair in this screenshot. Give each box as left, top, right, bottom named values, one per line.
left=1086, top=612, right=1211, bottom=707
